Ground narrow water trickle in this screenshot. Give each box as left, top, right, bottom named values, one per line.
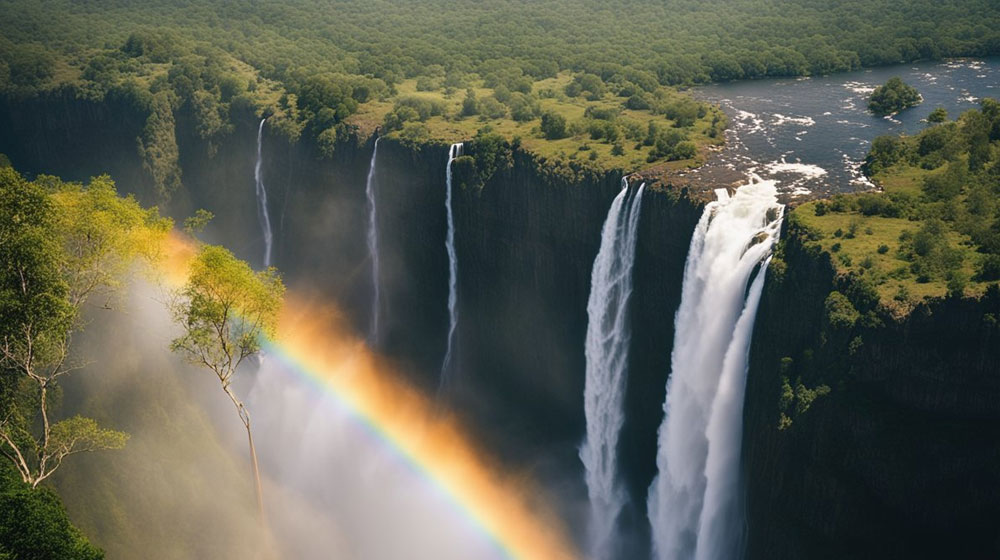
left=581, top=179, right=645, bottom=560
left=365, top=137, right=382, bottom=346
left=254, top=118, right=274, bottom=268
left=439, top=142, right=463, bottom=392
left=647, top=176, right=784, bottom=560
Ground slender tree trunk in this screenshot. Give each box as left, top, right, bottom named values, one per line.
left=34, top=379, right=50, bottom=487
left=223, top=385, right=266, bottom=526
left=245, top=420, right=266, bottom=526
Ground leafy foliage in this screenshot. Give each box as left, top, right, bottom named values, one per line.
left=2, top=0, right=999, bottom=177
left=868, top=77, right=921, bottom=116
left=0, top=170, right=165, bottom=488
left=170, top=245, right=283, bottom=379
left=796, top=99, right=1000, bottom=305
left=0, top=464, right=103, bottom=559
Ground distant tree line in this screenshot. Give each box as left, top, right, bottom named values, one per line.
left=1, top=0, right=999, bottom=168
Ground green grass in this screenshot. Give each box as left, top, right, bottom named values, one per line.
left=791, top=162, right=999, bottom=314
left=348, top=73, right=725, bottom=173
left=794, top=201, right=984, bottom=305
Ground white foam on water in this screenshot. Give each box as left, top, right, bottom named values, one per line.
left=765, top=161, right=827, bottom=179
left=773, top=113, right=815, bottom=127
left=843, top=81, right=876, bottom=94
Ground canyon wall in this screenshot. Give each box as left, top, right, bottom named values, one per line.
left=743, top=223, right=1000, bottom=559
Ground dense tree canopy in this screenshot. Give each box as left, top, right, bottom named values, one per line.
left=3, top=0, right=999, bottom=95
left=868, top=77, right=922, bottom=116
left=1, top=0, right=998, bottom=156
left=0, top=464, right=102, bottom=560
left=0, top=168, right=169, bottom=489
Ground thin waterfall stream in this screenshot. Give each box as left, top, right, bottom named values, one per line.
left=254, top=117, right=274, bottom=268
left=439, top=142, right=463, bottom=392
left=580, top=179, right=646, bottom=559
left=365, top=137, right=382, bottom=346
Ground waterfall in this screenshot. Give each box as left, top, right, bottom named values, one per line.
left=439, top=142, right=463, bottom=391
left=580, top=179, right=646, bottom=559
left=365, top=137, right=381, bottom=346
left=647, top=176, right=783, bottom=560
left=254, top=118, right=274, bottom=268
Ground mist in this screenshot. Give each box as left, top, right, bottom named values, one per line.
left=51, top=276, right=562, bottom=559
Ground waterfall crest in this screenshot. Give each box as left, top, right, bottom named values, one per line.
left=254, top=118, right=274, bottom=268
left=365, top=137, right=381, bottom=346
left=581, top=179, right=646, bottom=559
left=647, top=176, right=783, bottom=560
left=440, top=142, right=463, bottom=391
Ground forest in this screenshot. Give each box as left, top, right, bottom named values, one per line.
left=2, top=0, right=1000, bottom=196
left=793, top=100, right=1000, bottom=306
left=2, top=1, right=1000, bottom=559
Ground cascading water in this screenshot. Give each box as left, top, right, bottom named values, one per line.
left=254, top=118, right=274, bottom=268
left=439, top=142, right=463, bottom=391
left=647, top=176, right=784, bottom=560
left=580, top=179, right=645, bottom=559
left=365, top=137, right=382, bottom=346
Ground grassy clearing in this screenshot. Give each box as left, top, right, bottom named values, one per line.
left=795, top=201, right=984, bottom=304
left=347, top=72, right=725, bottom=174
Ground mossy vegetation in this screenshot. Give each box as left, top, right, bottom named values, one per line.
left=791, top=99, right=1000, bottom=310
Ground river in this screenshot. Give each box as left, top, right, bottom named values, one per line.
left=693, top=57, right=1000, bottom=199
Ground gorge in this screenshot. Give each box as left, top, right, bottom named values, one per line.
left=1, top=57, right=999, bottom=559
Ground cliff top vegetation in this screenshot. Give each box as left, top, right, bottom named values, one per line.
left=790, top=100, right=1000, bottom=311
left=2, top=0, right=1000, bottom=193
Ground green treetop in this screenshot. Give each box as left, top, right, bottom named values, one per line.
left=868, top=77, right=922, bottom=116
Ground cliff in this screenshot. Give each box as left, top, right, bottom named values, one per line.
left=0, top=92, right=706, bottom=554
left=742, top=220, right=1000, bottom=559
left=6, top=89, right=1000, bottom=559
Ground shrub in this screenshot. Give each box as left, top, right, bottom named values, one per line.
left=672, top=140, right=697, bottom=160
left=461, top=89, right=479, bottom=117
left=978, top=254, right=1000, bottom=281
left=824, top=291, right=860, bottom=329
left=922, top=160, right=967, bottom=201
left=927, top=106, right=948, bottom=123
left=540, top=111, right=568, bottom=140
left=478, top=96, right=507, bottom=119
left=624, top=94, right=652, bottom=110
left=398, top=122, right=430, bottom=144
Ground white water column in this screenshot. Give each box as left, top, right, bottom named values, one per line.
left=254, top=118, right=274, bottom=267
left=439, top=142, right=463, bottom=391
left=365, top=137, right=382, bottom=346
left=581, top=179, right=646, bottom=559
left=648, top=176, right=784, bottom=560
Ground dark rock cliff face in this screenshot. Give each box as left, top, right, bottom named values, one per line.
left=0, top=95, right=705, bottom=542
left=0, top=91, right=151, bottom=198
left=9, top=92, right=1000, bottom=559
left=9, top=93, right=1000, bottom=559
left=743, top=225, right=1000, bottom=559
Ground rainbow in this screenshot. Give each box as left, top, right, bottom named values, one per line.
left=161, top=234, right=579, bottom=560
